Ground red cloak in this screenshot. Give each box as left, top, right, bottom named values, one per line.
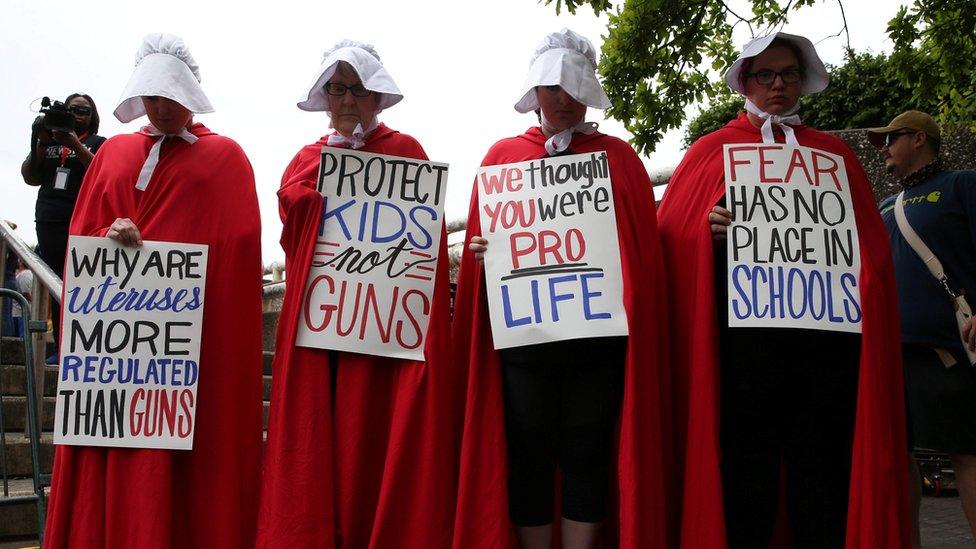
left=256, top=124, right=461, bottom=548
left=657, top=113, right=909, bottom=548
left=451, top=127, right=674, bottom=548
left=44, top=123, right=264, bottom=548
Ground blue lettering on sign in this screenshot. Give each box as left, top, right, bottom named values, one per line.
left=841, top=273, right=862, bottom=322
left=321, top=197, right=357, bottom=239
left=580, top=272, right=611, bottom=320
left=730, top=265, right=861, bottom=325
left=548, top=275, right=577, bottom=322
left=61, top=355, right=200, bottom=386
left=502, top=282, right=531, bottom=327
left=371, top=201, right=407, bottom=244
left=407, top=206, right=437, bottom=249
left=501, top=274, right=614, bottom=328
left=320, top=198, right=439, bottom=250
left=66, top=278, right=202, bottom=314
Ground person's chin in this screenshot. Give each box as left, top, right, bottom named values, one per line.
left=551, top=118, right=578, bottom=131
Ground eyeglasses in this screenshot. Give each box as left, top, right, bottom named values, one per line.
left=744, top=68, right=803, bottom=86
left=883, top=131, right=915, bottom=147
left=325, top=82, right=372, bottom=98
left=69, top=105, right=92, bottom=115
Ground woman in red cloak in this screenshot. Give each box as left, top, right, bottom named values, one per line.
left=657, top=32, right=909, bottom=549
left=44, top=33, right=264, bottom=548
left=257, top=40, right=460, bottom=548
left=453, top=29, right=673, bottom=549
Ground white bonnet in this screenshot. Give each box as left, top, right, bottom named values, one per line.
left=114, top=33, right=214, bottom=123
left=297, top=39, right=403, bottom=113
left=724, top=32, right=829, bottom=95
left=514, top=28, right=611, bottom=113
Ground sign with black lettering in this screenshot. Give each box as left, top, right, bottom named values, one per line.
left=296, top=147, right=448, bottom=360
left=477, top=152, right=628, bottom=349
left=724, top=144, right=862, bottom=332
left=53, top=236, right=207, bottom=449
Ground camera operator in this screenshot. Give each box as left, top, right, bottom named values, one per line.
left=20, top=93, right=105, bottom=363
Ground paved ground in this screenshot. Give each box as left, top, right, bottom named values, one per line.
left=1, top=495, right=973, bottom=548
left=921, top=494, right=975, bottom=548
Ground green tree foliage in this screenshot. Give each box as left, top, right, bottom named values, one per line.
left=542, top=0, right=976, bottom=152
left=683, top=95, right=743, bottom=148
left=887, top=0, right=976, bottom=128
left=683, top=51, right=940, bottom=146
left=541, top=0, right=821, bottom=155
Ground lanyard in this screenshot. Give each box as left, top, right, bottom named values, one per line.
left=58, top=132, right=89, bottom=167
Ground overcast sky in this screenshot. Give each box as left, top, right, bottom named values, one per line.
left=1, top=0, right=904, bottom=264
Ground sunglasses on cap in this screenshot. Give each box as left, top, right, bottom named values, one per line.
left=883, top=131, right=916, bottom=147
left=69, top=105, right=92, bottom=115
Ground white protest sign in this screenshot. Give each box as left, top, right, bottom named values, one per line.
left=478, top=151, right=628, bottom=349
left=54, top=236, right=208, bottom=450
left=724, top=143, right=862, bottom=332
left=296, top=147, right=448, bottom=360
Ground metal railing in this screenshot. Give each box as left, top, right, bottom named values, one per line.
left=0, top=219, right=60, bottom=441
left=0, top=289, right=48, bottom=546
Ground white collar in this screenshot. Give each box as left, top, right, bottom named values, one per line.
left=543, top=118, right=599, bottom=156
left=326, top=118, right=378, bottom=150
left=744, top=99, right=802, bottom=145
left=134, top=125, right=198, bottom=191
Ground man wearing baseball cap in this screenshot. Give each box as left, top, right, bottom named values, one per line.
left=875, top=110, right=976, bottom=544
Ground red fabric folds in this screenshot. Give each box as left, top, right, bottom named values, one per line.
left=657, top=113, right=909, bottom=549
left=451, top=127, right=674, bottom=548
left=44, top=123, right=264, bottom=548
left=257, top=124, right=461, bottom=548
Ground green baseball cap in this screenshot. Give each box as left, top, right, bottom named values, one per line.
left=867, top=110, right=941, bottom=148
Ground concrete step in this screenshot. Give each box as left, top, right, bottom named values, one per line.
left=262, top=311, right=280, bottom=353
left=0, top=398, right=55, bottom=433
left=0, top=435, right=273, bottom=541
left=0, top=366, right=58, bottom=398
left=262, top=285, right=284, bottom=355
left=0, top=478, right=49, bottom=539
left=0, top=338, right=56, bottom=367
left=0, top=433, right=53, bottom=477
left=0, top=493, right=47, bottom=540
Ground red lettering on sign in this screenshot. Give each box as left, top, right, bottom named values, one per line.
left=811, top=151, right=843, bottom=191
left=727, top=146, right=756, bottom=182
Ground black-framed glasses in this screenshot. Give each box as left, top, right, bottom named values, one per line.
left=744, top=68, right=803, bottom=86
left=325, top=82, right=372, bottom=98
left=883, top=131, right=916, bottom=147
left=69, top=105, right=92, bottom=115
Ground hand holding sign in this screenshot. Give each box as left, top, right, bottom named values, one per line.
left=469, top=235, right=488, bottom=262
left=107, top=217, right=143, bottom=247
left=709, top=206, right=733, bottom=241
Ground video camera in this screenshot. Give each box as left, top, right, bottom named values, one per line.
left=33, top=97, right=76, bottom=133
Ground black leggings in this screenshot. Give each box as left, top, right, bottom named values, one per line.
left=36, top=220, right=69, bottom=351
left=499, top=337, right=626, bottom=526
left=719, top=327, right=860, bottom=549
